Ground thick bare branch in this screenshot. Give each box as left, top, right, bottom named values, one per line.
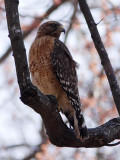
left=4, top=0, right=120, bottom=148
left=78, top=0, right=120, bottom=115
left=15, top=86, right=120, bottom=148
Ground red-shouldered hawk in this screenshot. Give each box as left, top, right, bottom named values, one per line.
left=29, top=21, right=88, bottom=140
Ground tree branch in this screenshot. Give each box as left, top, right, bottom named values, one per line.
left=0, top=47, right=12, bottom=63
left=106, top=141, right=120, bottom=147
left=1, top=0, right=68, bottom=64
left=64, top=1, right=78, bottom=43
left=78, top=0, right=120, bottom=115
left=4, top=0, right=120, bottom=148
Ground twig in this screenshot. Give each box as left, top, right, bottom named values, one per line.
left=64, top=1, right=78, bottom=43
left=106, top=141, right=120, bottom=146
left=23, top=122, right=48, bottom=160
left=95, top=18, right=103, bottom=25
left=107, top=0, right=118, bottom=20
left=23, top=144, right=41, bottom=160
left=4, top=143, right=30, bottom=149
left=0, top=47, right=12, bottom=63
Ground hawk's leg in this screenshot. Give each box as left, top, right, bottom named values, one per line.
left=64, top=112, right=74, bottom=129
left=65, top=112, right=88, bottom=141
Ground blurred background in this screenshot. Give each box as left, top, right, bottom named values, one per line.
left=0, top=0, right=120, bottom=159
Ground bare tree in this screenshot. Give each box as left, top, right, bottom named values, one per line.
left=4, top=0, right=120, bottom=150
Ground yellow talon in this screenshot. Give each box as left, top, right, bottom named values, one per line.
left=58, top=106, right=61, bottom=112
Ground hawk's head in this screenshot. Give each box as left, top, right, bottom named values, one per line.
left=37, top=21, right=65, bottom=38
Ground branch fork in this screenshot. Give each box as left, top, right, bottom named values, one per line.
left=4, top=0, right=120, bottom=148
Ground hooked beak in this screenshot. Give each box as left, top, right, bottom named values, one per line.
left=61, top=28, right=65, bottom=34
left=60, top=25, right=65, bottom=34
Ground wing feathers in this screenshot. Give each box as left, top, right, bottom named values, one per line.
left=51, top=38, right=80, bottom=110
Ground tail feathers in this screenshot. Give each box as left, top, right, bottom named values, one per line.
left=79, top=125, right=88, bottom=140
left=65, top=112, right=88, bottom=141
left=64, top=112, right=74, bottom=128
left=76, top=112, right=89, bottom=140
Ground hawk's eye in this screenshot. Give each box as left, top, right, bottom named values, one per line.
left=50, top=24, right=57, bottom=28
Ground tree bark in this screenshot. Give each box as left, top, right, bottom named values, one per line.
left=4, top=0, right=120, bottom=148
left=78, top=0, right=120, bottom=115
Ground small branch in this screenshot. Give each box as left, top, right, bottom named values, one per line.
left=78, top=0, right=120, bottom=115
left=23, top=122, right=48, bottom=160
left=0, top=47, right=12, bottom=63
left=106, top=141, right=120, bottom=147
left=96, top=18, right=103, bottom=25
left=107, top=0, right=118, bottom=20
left=64, top=1, right=78, bottom=43
left=3, top=144, right=30, bottom=149
left=23, top=144, right=41, bottom=160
